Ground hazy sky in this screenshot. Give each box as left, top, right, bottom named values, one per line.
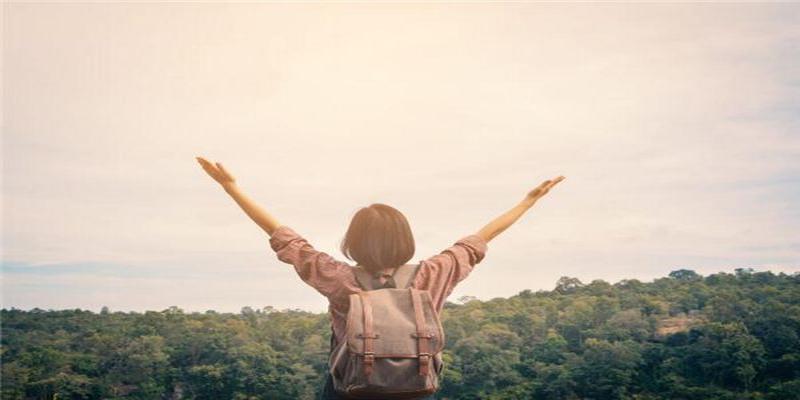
left=3, top=2, right=799, bottom=313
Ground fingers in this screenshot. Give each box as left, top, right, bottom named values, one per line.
left=535, top=179, right=551, bottom=191
left=196, top=158, right=212, bottom=171
left=546, top=176, right=565, bottom=190
left=195, top=156, right=216, bottom=170
left=528, top=176, right=566, bottom=199
left=216, top=162, right=235, bottom=181
left=196, top=156, right=223, bottom=181
left=196, top=156, right=214, bottom=170
left=197, top=158, right=217, bottom=174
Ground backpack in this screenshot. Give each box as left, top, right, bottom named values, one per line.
left=328, top=263, right=445, bottom=399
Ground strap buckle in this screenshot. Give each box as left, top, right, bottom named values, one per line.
left=417, top=352, right=432, bottom=376
left=362, top=351, right=375, bottom=376
left=363, top=351, right=375, bottom=364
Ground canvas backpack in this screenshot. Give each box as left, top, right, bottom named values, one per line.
left=329, top=263, right=445, bottom=399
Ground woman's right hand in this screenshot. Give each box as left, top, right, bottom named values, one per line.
left=526, top=176, right=565, bottom=202
left=477, top=175, right=567, bottom=243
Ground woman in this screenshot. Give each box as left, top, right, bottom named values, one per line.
left=196, top=156, right=564, bottom=399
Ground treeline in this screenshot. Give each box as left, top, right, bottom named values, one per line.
left=2, top=268, right=799, bottom=400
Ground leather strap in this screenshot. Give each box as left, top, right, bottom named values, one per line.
left=359, top=292, right=375, bottom=376
left=410, top=289, right=431, bottom=376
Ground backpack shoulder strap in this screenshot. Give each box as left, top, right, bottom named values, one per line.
left=354, top=263, right=421, bottom=291
left=353, top=266, right=374, bottom=290
left=393, top=263, right=421, bottom=289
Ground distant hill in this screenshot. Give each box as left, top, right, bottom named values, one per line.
left=2, top=268, right=799, bottom=399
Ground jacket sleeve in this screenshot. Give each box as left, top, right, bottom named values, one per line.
left=413, top=234, right=488, bottom=313
left=268, top=225, right=360, bottom=299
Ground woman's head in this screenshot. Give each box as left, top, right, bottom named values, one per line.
left=340, top=203, right=415, bottom=275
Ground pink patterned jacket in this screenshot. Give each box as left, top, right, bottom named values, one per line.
left=268, top=225, right=488, bottom=348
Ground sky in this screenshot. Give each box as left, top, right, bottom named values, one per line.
left=2, top=2, right=799, bottom=314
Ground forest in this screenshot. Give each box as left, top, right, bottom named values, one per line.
left=2, top=268, right=799, bottom=400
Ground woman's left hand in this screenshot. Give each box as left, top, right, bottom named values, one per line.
left=196, top=156, right=237, bottom=188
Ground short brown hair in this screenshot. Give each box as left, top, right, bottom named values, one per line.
left=340, top=203, right=415, bottom=275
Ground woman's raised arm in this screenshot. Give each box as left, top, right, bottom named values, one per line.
left=476, top=176, right=565, bottom=243
left=196, top=156, right=282, bottom=236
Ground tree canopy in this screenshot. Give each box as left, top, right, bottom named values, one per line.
left=2, top=269, right=799, bottom=399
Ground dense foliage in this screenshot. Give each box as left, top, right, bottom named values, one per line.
left=2, top=268, right=799, bottom=399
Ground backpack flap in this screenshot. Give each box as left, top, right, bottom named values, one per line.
left=345, top=288, right=444, bottom=358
